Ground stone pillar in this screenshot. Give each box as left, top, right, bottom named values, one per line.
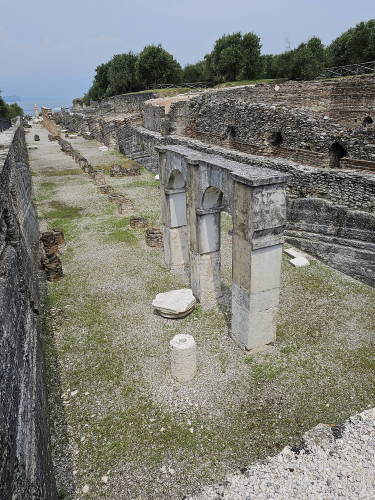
left=159, top=151, right=189, bottom=272
left=170, top=334, right=197, bottom=382
left=188, top=164, right=223, bottom=309
left=231, top=176, right=286, bottom=350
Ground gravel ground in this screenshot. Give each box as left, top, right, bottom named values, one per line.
left=191, top=408, right=375, bottom=499
left=28, top=124, right=375, bottom=500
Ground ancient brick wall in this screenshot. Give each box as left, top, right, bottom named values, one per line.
left=173, top=86, right=375, bottom=171
left=0, top=121, right=57, bottom=498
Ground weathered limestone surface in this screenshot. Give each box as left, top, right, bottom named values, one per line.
left=159, top=145, right=287, bottom=349
left=0, top=121, right=57, bottom=498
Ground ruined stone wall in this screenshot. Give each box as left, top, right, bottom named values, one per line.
left=172, top=87, right=375, bottom=171
left=179, top=76, right=375, bottom=129
left=0, top=121, right=57, bottom=498
left=53, top=77, right=375, bottom=286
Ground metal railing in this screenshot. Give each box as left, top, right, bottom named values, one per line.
left=148, top=82, right=212, bottom=90
left=317, top=61, right=375, bottom=79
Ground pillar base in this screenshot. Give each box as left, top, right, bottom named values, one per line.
left=231, top=283, right=279, bottom=350
left=190, top=251, right=222, bottom=309
left=163, top=226, right=189, bottom=272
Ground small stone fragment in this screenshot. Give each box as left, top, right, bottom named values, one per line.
left=290, top=256, right=309, bottom=268
left=82, top=485, right=89, bottom=494
left=152, top=289, right=196, bottom=319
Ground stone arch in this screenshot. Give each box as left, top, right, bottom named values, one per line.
left=226, top=126, right=236, bottom=143
left=268, top=130, right=283, bottom=146
left=168, top=169, right=185, bottom=189
left=329, top=141, right=347, bottom=168
left=202, top=186, right=223, bottom=210
left=363, top=116, right=373, bottom=126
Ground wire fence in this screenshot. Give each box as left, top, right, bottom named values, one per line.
left=317, top=61, right=375, bottom=79
left=148, top=82, right=212, bottom=90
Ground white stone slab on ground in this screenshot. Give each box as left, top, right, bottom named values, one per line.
left=290, top=256, right=310, bottom=268
left=152, top=289, right=196, bottom=318
left=98, top=146, right=108, bottom=151
left=68, top=134, right=78, bottom=138
left=284, top=247, right=302, bottom=258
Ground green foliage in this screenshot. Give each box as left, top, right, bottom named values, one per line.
left=136, top=44, right=182, bottom=87
left=209, top=32, right=262, bottom=82
left=327, top=19, right=375, bottom=66
left=107, top=52, right=140, bottom=95
left=0, top=91, right=24, bottom=119
left=83, top=62, right=111, bottom=103
left=82, top=19, right=375, bottom=101
left=6, top=102, right=24, bottom=118
left=182, top=61, right=206, bottom=82
left=240, top=32, right=262, bottom=79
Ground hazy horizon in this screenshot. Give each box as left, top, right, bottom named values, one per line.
left=1, top=0, right=374, bottom=110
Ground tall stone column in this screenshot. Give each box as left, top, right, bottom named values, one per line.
left=159, top=151, right=189, bottom=272
left=231, top=176, right=286, bottom=350
left=188, top=163, right=223, bottom=309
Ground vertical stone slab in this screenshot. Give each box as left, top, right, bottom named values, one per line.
left=159, top=150, right=189, bottom=272
left=188, top=162, right=223, bottom=309
left=231, top=177, right=286, bottom=350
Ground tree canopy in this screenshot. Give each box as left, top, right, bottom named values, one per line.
left=0, top=92, right=23, bottom=119
left=82, top=19, right=375, bottom=103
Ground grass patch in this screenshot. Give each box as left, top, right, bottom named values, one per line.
left=107, top=228, right=138, bottom=244
left=36, top=181, right=57, bottom=201
left=215, top=78, right=278, bottom=88
left=127, top=87, right=195, bottom=96
left=126, top=179, right=159, bottom=189
left=44, top=168, right=82, bottom=177
left=42, top=201, right=84, bottom=239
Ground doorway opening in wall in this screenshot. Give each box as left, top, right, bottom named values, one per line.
left=226, top=125, right=236, bottom=144
left=329, top=141, right=347, bottom=168
left=268, top=130, right=284, bottom=147
left=363, top=116, right=373, bottom=126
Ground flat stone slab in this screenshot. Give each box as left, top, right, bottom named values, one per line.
left=152, top=289, right=196, bottom=318
left=98, top=146, right=109, bottom=151
left=290, top=256, right=309, bottom=267
left=284, top=247, right=302, bottom=258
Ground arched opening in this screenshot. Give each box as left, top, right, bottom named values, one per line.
left=202, top=186, right=223, bottom=209
left=268, top=130, right=283, bottom=147
left=168, top=169, right=185, bottom=189
left=329, top=142, right=347, bottom=168
left=363, top=116, right=373, bottom=127
left=226, top=126, right=236, bottom=143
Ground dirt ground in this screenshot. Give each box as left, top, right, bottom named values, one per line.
left=28, top=124, right=374, bottom=499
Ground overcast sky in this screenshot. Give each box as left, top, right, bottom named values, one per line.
left=1, top=0, right=374, bottom=109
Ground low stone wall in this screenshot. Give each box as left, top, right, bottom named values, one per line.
left=0, top=121, right=57, bottom=498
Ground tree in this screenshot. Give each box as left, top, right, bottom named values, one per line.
left=83, top=61, right=111, bottom=103
left=108, top=52, right=139, bottom=95
left=0, top=95, right=8, bottom=118
left=289, top=37, right=326, bottom=80
left=182, top=61, right=205, bottom=82
left=7, top=103, right=24, bottom=118
left=211, top=32, right=243, bottom=82
left=136, top=45, right=182, bottom=87
left=240, top=32, right=262, bottom=79
left=327, top=19, right=375, bottom=66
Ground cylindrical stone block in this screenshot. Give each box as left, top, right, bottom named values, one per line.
left=170, top=334, right=197, bottom=382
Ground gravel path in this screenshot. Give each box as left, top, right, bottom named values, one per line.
left=191, top=408, right=375, bottom=500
